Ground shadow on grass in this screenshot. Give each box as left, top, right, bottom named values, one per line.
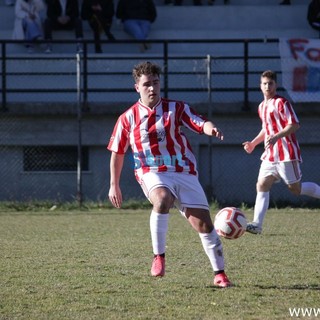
left=254, top=284, right=320, bottom=291
left=203, top=284, right=320, bottom=292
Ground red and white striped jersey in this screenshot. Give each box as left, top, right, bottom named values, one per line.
left=107, top=98, right=208, bottom=183
left=258, top=95, right=302, bottom=163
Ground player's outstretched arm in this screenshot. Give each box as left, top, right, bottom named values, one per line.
left=108, top=152, right=124, bottom=208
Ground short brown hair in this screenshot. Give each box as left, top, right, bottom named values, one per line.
left=132, top=61, right=162, bottom=83
left=261, top=70, right=277, bottom=82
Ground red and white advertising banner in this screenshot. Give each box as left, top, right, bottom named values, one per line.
left=279, top=38, right=320, bottom=103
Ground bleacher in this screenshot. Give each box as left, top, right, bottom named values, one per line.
left=0, top=0, right=318, bottom=106
left=0, top=0, right=318, bottom=54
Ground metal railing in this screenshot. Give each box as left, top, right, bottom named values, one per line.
left=0, top=38, right=282, bottom=111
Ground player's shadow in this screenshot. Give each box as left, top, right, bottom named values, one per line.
left=265, top=233, right=289, bottom=237
left=205, top=284, right=320, bottom=291
left=254, top=284, right=320, bottom=291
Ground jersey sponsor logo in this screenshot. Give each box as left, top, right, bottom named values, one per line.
left=132, top=150, right=187, bottom=169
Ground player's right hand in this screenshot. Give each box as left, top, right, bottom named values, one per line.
left=108, top=186, right=122, bottom=208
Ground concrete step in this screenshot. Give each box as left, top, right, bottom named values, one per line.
left=1, top=5, right=316, bottom=43
left=154, top=0, right=306, bottom=5
left=1, top=3, right=313, bottom=34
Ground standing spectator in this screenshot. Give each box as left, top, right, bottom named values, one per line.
left=107, top=61, right=232, bottom=288
left=116, top=0, right=156, bottom=52
left=12, top=0, right=45, bottom=53
left=81, top=0, right=116, bottom=53
left=242, top=70, right=320, bottom=235
left=307, top=0, right=320, bottom=33
left=44, top=0, right=84, bottom=53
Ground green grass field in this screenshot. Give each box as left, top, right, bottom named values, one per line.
left=0, top=207, right=319, bottom=320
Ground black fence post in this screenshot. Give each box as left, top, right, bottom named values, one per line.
left=242, top=40, right=250, bottom=111
left=76, top=53, right=83, bottom=207
left=163, top=41, right=169, bottom=99
left=1, top=42, right=7, bottom=111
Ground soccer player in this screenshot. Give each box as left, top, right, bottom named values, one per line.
left=107, top=61, right=232, bottom=287
left=242, top=70, right=320, bottom=234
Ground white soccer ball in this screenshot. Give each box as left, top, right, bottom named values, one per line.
left=214, top=207, right=247, bottom=240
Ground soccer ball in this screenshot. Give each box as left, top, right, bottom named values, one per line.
left=214, top=207, right=247, bottom=240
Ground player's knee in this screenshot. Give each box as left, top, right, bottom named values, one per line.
left=151, top=189, right=174, bottom=212
left=256, top=177, right=274, bottom=192
left=288, top=184, right=301, bottom=196
left=256, top=181, right=267, bottom=192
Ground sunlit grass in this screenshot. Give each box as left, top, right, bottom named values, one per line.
left=0, top=208, right=319, bottom=319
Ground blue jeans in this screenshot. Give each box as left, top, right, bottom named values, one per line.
left=23, top=18, right=42, bottom=41
left=123, top=19, right=151, bottom=40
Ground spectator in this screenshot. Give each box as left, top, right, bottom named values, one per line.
left=116, top=0, right=157, bottom=52
left=12, top=0, right=45, bottom=53
left=44, top=0, right=84, bottom=53
left=279, top=0, right=291, bottom=4
left=307, top=0, right=320, bottom=33
left=81, top=0, right=116, bottom=53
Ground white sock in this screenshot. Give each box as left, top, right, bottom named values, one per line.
left=199, top=230, right=224, bottom=272
left=150, top=211, right=169, bottom=255
left=253, top=191, right=270, bottom=228
left=301, top=182, right=320, bottom=198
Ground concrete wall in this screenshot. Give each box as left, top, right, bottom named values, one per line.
left=1, top=112, right=319, bottom=206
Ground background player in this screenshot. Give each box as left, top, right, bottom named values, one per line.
left=243, top=70, right=320, bottom=234
left=107, top=61, right=232, bottom=287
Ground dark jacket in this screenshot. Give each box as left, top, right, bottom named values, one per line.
left=307, top=0, right=320, bottom=31
left=46, top=0, right=80, bottom=20
left=81, top=0, right=114, bottom=21
left=116, top=0, right=157, bottom=23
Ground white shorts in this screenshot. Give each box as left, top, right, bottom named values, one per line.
left=258, top=160, right=302, bottom=185
left=140, top=172, right=209, bottom=214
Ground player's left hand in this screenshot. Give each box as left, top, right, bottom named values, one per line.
left=212, top=127, right=224, bottom=140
